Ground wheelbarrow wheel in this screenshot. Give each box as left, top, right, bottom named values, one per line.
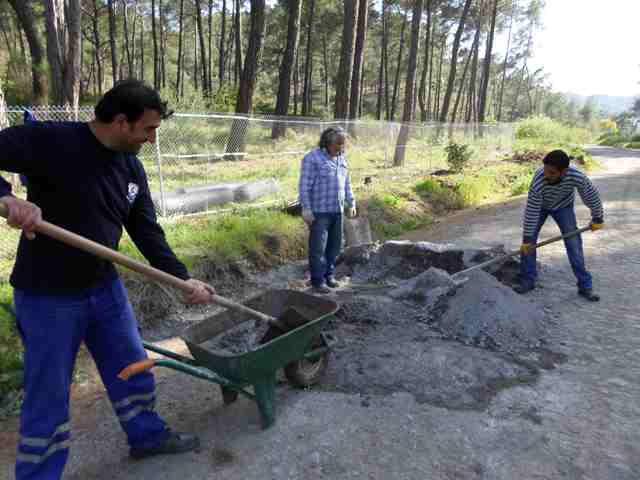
left=284, top=337, right=329, bottom=388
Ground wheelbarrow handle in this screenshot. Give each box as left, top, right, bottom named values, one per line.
left=453, top=225, right=592, bottom=277
left=0, top=202, right=280, bottom=327
left=118, top=359, right=156, bottom=381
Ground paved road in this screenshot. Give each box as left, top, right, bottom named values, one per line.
left=1, top=146, right=638, bottom=479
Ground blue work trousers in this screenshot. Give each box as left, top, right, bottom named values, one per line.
left=309, top=213, right=343, bottom=287
left=520, top=205, right=592, bottom=291
left=14, top=276, right=168, bottom=480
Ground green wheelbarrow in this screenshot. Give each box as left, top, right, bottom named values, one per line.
left=0, top=205, right=340, bottom=430
left=119, top=289, right=339, bottom=429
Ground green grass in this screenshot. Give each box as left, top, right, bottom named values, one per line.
left=118, top=209, right=307, bottom=272
left=0, top=283, right=22, bottom=397
left=414, top=178, right=464, bottom=210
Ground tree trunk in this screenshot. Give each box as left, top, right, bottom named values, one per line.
left=208, top=0, right=214, bottom=92
left=107, top=0, right=118, bottom=85
left=390, top=8, right=408, bottom=121
left=122, top=0, right=133, bottom=77
left=0, top=79, right=9, bottom=130
left=194, top=19, right=199, bottom=90
left=497, top=0, right=514, bottom=122
left=272, top=0, right=303, bottom=139
left=131, top=1, right=138, bottom=77
left=159, top=0, right=166, bottom=89
left=478, top=0, right=497, bottom=122
left=301, top=0, right=316, bottom=117
left=451, top=27, right=479, bottom=123
left=64, top=0, right=81, bottom=107
left=375, top=0, right=386, bottom=120
left=434, top=32, right=446, bottom=117
left=418, top=0, right=432, bottom=122
left=7, top=0, right=47, bottom=103
left=43, top=0, right=66, bottom=103
left=140, top=16, right=145, bottom=81
left=511, top=23, right=533, bottom=121
left=293, top=47, right=299, bottom=115
left=227, top=0, right=266, bottom=156
left=393, top=0, right=423, bottom=167
left=348, top=0, right=369, bottom=119
left=334, top=0, right=359, bottom=119
left=439, top=0, right=473, bottom=122
left=194, top=0, right=209, bottom=96
left=176, top=0, right=184, bottom=97
left=322, top=32, right=329, bottom=109
left=234, top=0, right=243, bottom=85
left=219, top=0, right=227, bottom=87
left=426, top=24, right=436, bottom=120
left=465, top=30, right=480, bottom=123
left=383, top=4, right=390, bottom=119
left=151, top=0, right=159, bottom=89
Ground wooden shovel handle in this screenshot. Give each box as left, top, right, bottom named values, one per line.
left=0, top=201, right=277, bottom=325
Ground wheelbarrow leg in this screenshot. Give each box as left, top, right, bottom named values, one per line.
left=253, top=375, right=276, bottom=429
left=220, top=386, right=239, bottom=405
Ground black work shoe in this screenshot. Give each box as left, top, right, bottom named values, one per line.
left=578, top=289, right=600, bottom=302
left=325, top=277, right=339, bottom=288
left=513, top=284, right=534, bottom=295
left=312, top=284, right=331, bottom=294
left=130, top=431, right=200, bottom=460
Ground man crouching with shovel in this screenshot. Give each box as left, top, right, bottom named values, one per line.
left=0, top=80, right=214, bottom=479
left=515, top=149, right=603, bottom=301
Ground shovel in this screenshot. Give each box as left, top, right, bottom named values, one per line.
left=452, top=225, right=592, bottom=282
left=0, top=203, right=308, bottom=337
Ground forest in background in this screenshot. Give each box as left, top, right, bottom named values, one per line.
left=0, top=0, right=606, bottom=128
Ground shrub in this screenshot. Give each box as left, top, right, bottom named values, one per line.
left=511, top=174, right=533, bottom=196
left=598, top=135, right=630, bottom=147
left=444, top=142, right=473, bottom=172
left=515, top=116, right=591, bottom=145
left=414, top=178, right=464, bottom=210
left=627, top=142, right=640, bottom=149
left=455, top=175, right=496, bottom=207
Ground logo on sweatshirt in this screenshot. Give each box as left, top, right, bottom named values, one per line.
left=127, top=183, right=139, bottom=204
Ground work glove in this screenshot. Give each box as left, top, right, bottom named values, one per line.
left=302, top=208, right=315, bottom=225
left=348, top=206, right=357, bottom=218
left=520, top=243, right=534, bottom=255
left=590, top=222, right=604, bottom=232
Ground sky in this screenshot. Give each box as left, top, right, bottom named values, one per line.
left=529, top=0, right=640, bottom=97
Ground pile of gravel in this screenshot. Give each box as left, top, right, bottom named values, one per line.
left=427, top=269, right=547, bottom=352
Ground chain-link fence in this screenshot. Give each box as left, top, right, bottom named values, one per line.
left=0, top=106, right=514, bottom=278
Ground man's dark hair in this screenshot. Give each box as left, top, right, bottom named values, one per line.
left=543, top=149, right=570, bottom=170
left=95, top=79, right=173, bottom=123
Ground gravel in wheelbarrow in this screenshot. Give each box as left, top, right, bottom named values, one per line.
left=130, top=290, right=339, bottom=429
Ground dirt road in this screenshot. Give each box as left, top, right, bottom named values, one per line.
left=1, top=146, right=638, bottom=479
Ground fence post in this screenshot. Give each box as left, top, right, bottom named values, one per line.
left=384, top=123, right=389, bottom=165
left=155, top=126, right=167, bottom=217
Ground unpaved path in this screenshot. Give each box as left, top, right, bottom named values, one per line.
left=1, top=146, right=639, bottom=479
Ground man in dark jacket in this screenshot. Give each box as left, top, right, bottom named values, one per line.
left=0, top=80, right=214, bottom=479
left=516, top=149, right=604, bottom=301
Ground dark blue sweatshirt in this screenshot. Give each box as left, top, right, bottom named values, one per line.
left=0, top=121, right=189, bottom=293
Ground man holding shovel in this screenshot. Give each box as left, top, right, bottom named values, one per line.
left=0, top=80, right=214, bottom=479
left=299, top=127, right=356, bottom=294
left=515, top=149, right=604, bottom=301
